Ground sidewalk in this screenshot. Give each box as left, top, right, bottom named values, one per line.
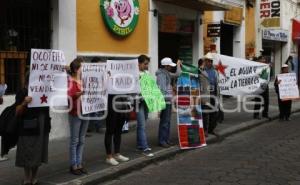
left=1, top=89, right=300, bottom=185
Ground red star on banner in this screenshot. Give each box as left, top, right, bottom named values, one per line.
left=40, top=94, right=48, bottom=104
left=215, top=60, right=228, bottom=77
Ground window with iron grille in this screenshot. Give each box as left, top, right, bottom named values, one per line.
left=0, top=0, right=51, bottom=94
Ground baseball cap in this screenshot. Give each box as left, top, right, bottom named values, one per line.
left=204, top=52, right=214, bottom=60
left=161, top=57, right=176, bottom=67
left=282, top=64, right=288, bottom=68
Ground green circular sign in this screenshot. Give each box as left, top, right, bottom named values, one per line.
left=100, top=0, right=140, bottom=37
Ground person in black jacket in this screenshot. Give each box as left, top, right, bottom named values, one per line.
left=274, top=64, right=292, bottom=121
left=15, top=74, right=51, bottom=185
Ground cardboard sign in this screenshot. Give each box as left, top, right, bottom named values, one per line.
left=277, top=73, right=300, bottom=100
left=81, top=63, right=108, bottom=114
left=107, top=59, right=140, bottom=94
left=140, top=72, right=166, bottom=112
left=28, top=49, right=68, bottom=107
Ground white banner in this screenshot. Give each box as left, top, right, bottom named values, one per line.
left=81, top=63, right=108, bottom=115
left=212, top=54, right=270, bottom=96
left=277, top=73, right=300, bottom=100
left=107, top=59, right=140, bottom=94
left=28, top=49, right=68, bottom=107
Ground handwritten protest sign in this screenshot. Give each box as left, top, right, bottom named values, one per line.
left=81, top=63, right=108, bottom=114
left=212, top=54, right=270, bottom=96
left=140, top=72, right=166, bottom=112
left=277, top=73, right=300, bottom=100
left=107, top=59, right=140, bottom=94
left=28, top=49, right=68, bottom=107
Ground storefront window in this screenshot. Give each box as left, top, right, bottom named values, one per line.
left=0, top=0, right=51, bottom=94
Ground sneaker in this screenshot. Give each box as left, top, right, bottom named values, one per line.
left=142, top=149, right=154, bottom=157
left=137, top=147, right=151, bottom=151
left=114, top=154, right=129, bottom=162
left=106, top=158, right=119, bottom=166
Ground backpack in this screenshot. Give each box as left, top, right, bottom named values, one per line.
left=0, top=104, right=17, bottom=136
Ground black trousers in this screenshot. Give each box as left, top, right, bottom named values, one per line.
left=254, top=87, right=269, bottom=117
left=207, top=97, right=218, bottom=133
left=201, top=105, right=209, bottom=132
left=277, top=96, right=292, bottom=119
left=104, top=95, right=127, bottom=155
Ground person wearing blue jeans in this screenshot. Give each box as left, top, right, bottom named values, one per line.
left=69, top=115, right=89, bottom=171
left=67, top=57, right=89, bottom=175
left=158, top=103, right=172, bottom=146
left=136, top=101, right=148, bottom=149
left=156, top=57, right=181, bottom=148
left=136, top=55, right=153, bottom=157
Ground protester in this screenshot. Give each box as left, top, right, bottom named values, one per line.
left=204, top=52, right=220, bottom=135
left=67, top=57, right=89, bottom=175
left=198, top=58, right=210, bottom=137
left=136, top=54, right=154, bottom=157
left=86, top=57, right=105, bottom=134
left=105, top=94, right=130, bottom=165
left=253, top=56, right=270, bottom=120
left=156, top=57, right=181, bottom=148
left=274, top=64, right=292, bottom=121
left=15, top=73, right=51, bottom=185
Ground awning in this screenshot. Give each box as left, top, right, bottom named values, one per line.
left=292, top=19, right=300, bottom=41
left=155, top=0, right=231, bottom=11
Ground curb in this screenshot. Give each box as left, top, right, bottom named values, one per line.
left=46, top=109, right=300, bottom=185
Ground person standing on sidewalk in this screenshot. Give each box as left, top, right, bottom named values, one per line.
left=67, top=57, right=89, bottom=175
left=274, top=64, right=292, bottom=121
left=156, top=57, right=181, bottom=148
left=15, top=73, right=51, bottom=185
left=86, top=57, right=105, bottom=135
left=104, top=94, right=130, bottom=165
left=204, top=53, right=220, bottom=135
left=253, top=56, right=270, bottom=120
left=198, top=58, right=210, bottom=137
left=135, top=55, right=154, bottom=157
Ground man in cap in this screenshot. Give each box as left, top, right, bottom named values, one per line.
left=156, top=57, right=181, bottom=147
left=274, top=64, right=292, bottom=121
left=203, top=52, right=220, bottom=135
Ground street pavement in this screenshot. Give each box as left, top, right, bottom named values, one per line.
left=0, top=87, right=300, bottom=185
left=103, top=112, right=300, bottom=185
